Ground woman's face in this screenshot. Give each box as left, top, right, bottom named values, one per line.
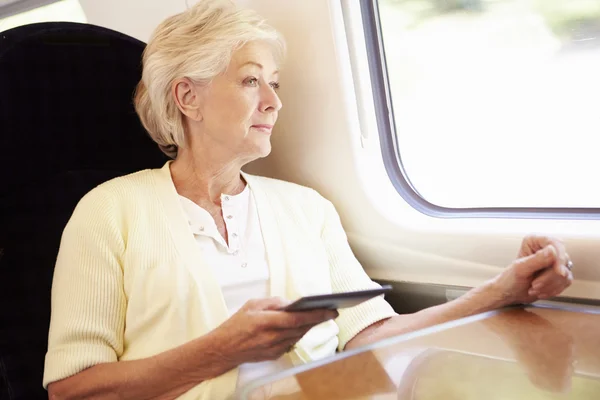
left=195, top=41, right=282, bottom=162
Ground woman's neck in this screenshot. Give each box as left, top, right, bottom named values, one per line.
left=170, top=149, right=246, bottom=206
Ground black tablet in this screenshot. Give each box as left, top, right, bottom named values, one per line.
left=280, top=285, right=393, bottom=312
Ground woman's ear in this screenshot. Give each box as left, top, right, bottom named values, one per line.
left=172, top=78, right=203, bottom=121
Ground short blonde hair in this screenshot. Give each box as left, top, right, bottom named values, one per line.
left=134, top=0, right=285, bottom=158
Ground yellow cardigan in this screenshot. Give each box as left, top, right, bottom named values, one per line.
left=43, top=161, right=396, bottom=399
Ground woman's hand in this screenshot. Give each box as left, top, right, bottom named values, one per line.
left=516, top=235, right=573, bottom=299
left=487, top=240, right=573, bottom=306
left=210, top=297, right=338, bottom=365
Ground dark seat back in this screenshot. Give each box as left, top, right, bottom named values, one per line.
left=0, top=22, right=167, bottom=399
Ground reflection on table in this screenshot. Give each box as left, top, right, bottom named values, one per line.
left=239, top=305, right=600, bottom=400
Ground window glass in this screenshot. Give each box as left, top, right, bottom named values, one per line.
left=378, top=0, right=600, bottom=208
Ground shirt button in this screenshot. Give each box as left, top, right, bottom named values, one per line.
left=199, top=226, right=205, bottom=232
left=241, top=263, right=248, bottom=268
left=232, top=250, right=239, bottom=256
left=226, top=215, right=233, bottom=219
left=232, top=233, right=238, bottom=238
left=224, top=196, right=230, bottom=201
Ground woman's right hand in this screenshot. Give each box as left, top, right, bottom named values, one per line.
left=209, top=297, right=338, bottom=364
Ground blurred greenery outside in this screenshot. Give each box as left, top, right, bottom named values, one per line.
left=378, top=0, right=600, bottom=208
left=381, top=0, right=600, bottom=41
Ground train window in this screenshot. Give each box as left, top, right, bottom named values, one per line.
left=365, top=0, right=600, bottom=215
left=0, top=0, right=86, bottom=33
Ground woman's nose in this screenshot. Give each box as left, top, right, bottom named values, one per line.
left=260, top=85, right=282, bottom=113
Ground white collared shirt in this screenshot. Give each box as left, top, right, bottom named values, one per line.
left=179, top=186, right=293, bottom=389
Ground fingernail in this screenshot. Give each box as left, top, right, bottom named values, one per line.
left=562, top=266, right=569, bottom=278
left=543, top=246, right=554, bottom=257
left=529, top=289, right=537, bottom=296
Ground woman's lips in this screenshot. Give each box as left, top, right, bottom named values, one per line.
left=251, top=124, right=273, bottom=133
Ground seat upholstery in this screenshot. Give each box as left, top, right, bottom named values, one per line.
left=0, top=22, right=167, bottom=399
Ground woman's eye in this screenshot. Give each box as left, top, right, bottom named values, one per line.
left=270, top=81, right=280, bottom=91
left=244, top=77, right=259, bottom=86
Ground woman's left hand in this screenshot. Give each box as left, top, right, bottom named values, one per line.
left=517, top=235, right=573, bottom=299
left=487, top=236, right=573, bottom=306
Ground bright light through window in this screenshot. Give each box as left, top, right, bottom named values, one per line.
left=378, top=0, right=600, bottom=209
left=0, top=0, right=86, bottom=32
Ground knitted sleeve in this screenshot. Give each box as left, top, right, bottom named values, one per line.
left=43, top=187, right=127, bottom=388
left=319, top=198, right=397, bottom=351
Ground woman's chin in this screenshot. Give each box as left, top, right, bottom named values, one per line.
left=257, top=146, right=272, bottom=159
left=243, top=142, right=272, bottom=162
left=255, top=140, right=272, bottom=158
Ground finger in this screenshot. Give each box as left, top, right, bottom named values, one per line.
left=533, top=280, right=566, bottom=299
left=266, top=325, right=318, bottom=352
left=254, top=336, right=299, bottom=361
left=260, top=323, right=315, bottom=345
left=269, top=334, right=309, bottom=358
left=281, top=324, right=318, bottom=344
left=543, top=238, right=567, bottom=276
left=529, top=279, right=559, bottom=298
left=248, top=322, right=316, bottom=356
left=273, top=309, right=339, bottom=329
left=552, top=250, right=570, bottom=278
left=529, top=278, right=556, bottom=298
left=548, top=270, right=573, bottom=297
left=247, top=297, right=292, bottom=311
left=530, top=271, right=572, bottom=298
left=519, top=235, right=554, bottom=255
left=519, top=234, right=545, bottom=256
left=288, top=308, right=339, bottom=327
left=520, top=237, right=567, bottom=274
left=566, top=269, right=573, bottom=285
left=530, top=268, right=566, bottom=293
left=513, top=245, right=557, bottom=277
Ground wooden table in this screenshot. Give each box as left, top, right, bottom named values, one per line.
left=238, top=304, right=600, bottom=400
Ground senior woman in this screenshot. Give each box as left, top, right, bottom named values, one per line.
left=43, top=1, right=573, bottom=399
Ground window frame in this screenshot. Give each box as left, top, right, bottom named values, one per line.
left=359, top=0, right=600, bottom=220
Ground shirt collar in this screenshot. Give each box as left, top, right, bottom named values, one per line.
left=178, top=184, right=251, bottom=227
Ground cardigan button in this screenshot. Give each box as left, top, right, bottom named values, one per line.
left=241, top=263, right=248, bottom=268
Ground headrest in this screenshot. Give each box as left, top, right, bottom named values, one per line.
left=0, top=21, right=167, bottom=203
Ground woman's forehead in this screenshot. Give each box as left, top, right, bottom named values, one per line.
left=230, top=42, right=279, bottom=73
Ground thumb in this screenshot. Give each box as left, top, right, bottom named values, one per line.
left=243, top=297, right=291, bottom=311
left=513, top=245, right=556, bottom=277
left=261, top=296, right=292, bottom=311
